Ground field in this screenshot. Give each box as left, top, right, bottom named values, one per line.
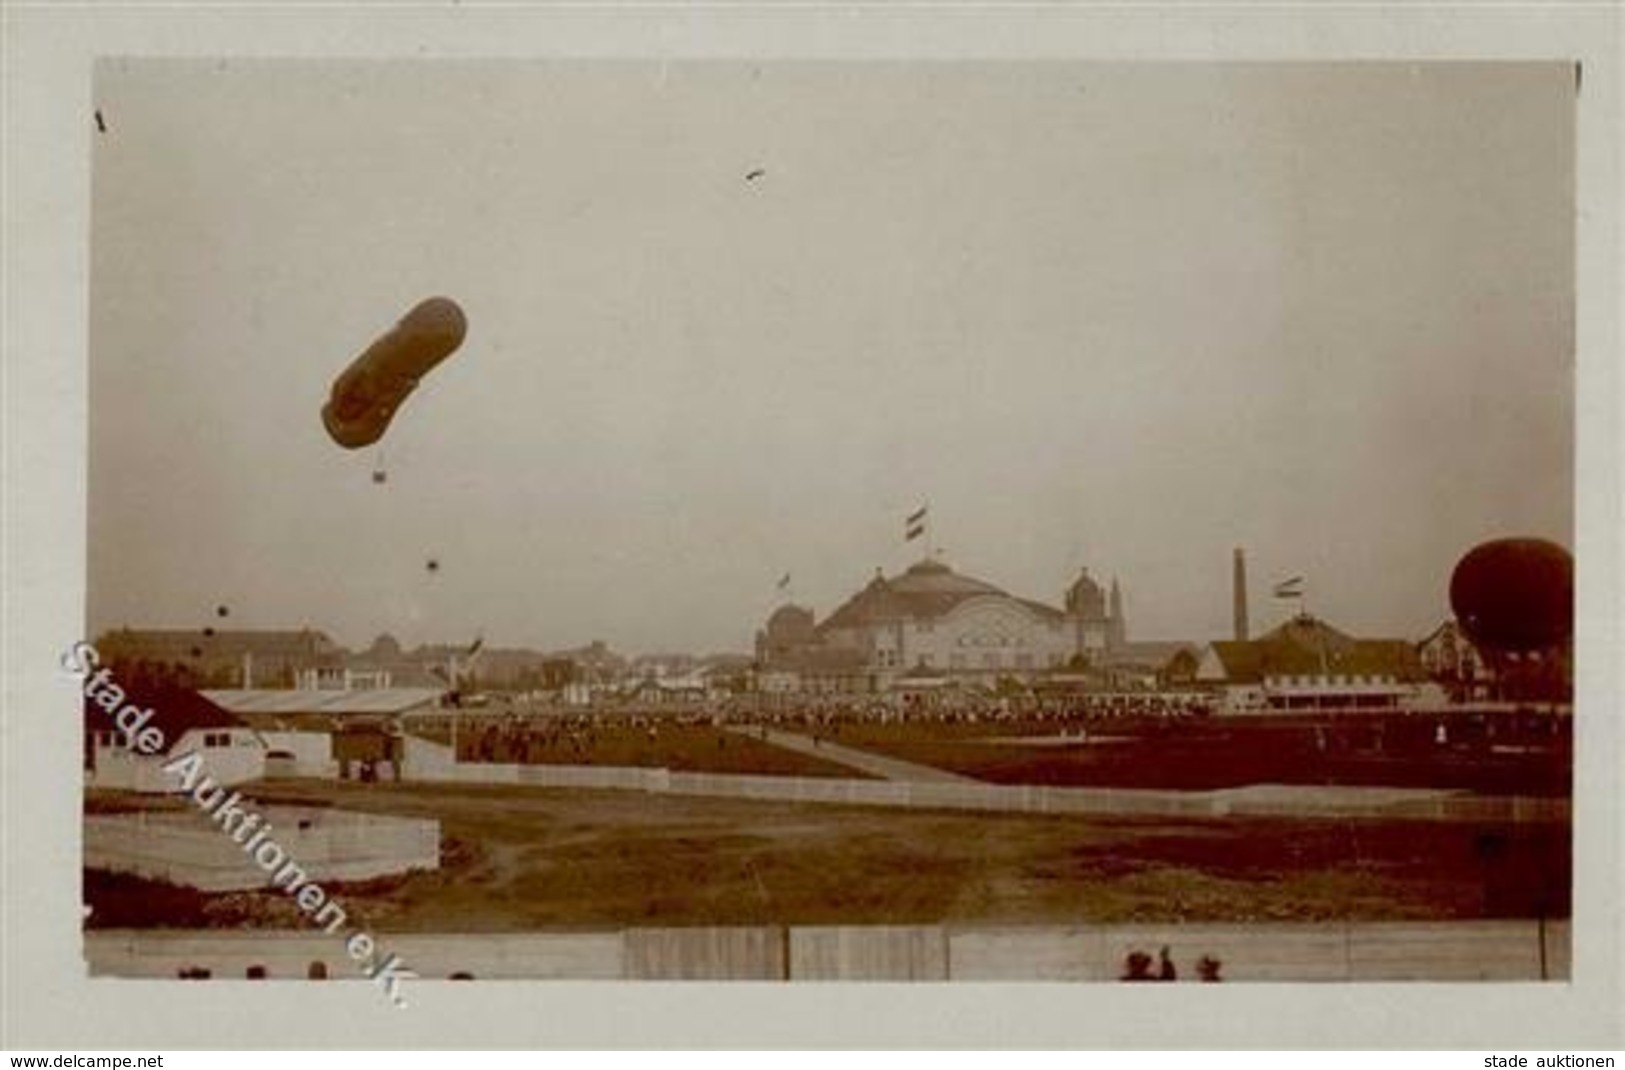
left=410, top=716, right=870, bottom=778
left=83, top=778, right=1569, bottom=932
left=780, top=709, right=1571, bottom=795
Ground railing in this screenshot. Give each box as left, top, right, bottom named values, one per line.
left=402, top=747, right=1569, bottom=823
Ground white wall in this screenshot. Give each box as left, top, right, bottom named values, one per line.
left=85, top=807, right=440, bottom=892
left=88, top=728, right=265, bottom=794
left=893, top=596, right=1073, bottom=674
left=258, top=730, right=338, bottom=779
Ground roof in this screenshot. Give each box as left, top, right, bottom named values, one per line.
left=95, top=628, right=342, bottom=660
left=1418, top=619, right=1482, bottom=651
left=1203, top=615, right=1424, bottom=683
left=1099, top=640, right=1199, bottom=669
left=766, top=604, right=816, bottom=630
left=201, top=687, right=444, bottom=716
left=84, top=686, right=245, bottom=746
left=819, top=558, right=1065, bottom=632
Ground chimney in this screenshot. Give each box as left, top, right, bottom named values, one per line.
left=1233, top=547, right=1250, bottom=641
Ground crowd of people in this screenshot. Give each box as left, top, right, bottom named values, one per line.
left=427, top=684, right=1568, bottom=772
left=433, top=688, right=1221, bottom=763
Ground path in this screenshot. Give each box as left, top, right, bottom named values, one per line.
left=730, top=726, right=977, bottom=784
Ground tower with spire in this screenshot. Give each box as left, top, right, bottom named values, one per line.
left=1108, top=577, right=1127, bottom=652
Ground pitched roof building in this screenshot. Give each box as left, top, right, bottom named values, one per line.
left=84, top=685, right=265, bottom=793
left=1195, top=613, right=1431, bottom=713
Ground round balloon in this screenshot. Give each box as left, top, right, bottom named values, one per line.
left=322, top=297, right=467, bottom=450
left=1448, top=538, right=1573, bottom=652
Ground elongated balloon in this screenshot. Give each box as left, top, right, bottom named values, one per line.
left=322, top=297, right=467, bottom=449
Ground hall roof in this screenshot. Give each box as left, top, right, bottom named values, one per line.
left=818, top=558, right=1065, bottom=632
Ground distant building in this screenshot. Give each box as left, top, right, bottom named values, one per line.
left=1097, top=640, right=1202, bottom=690
left=340, top=635, right=631, bottom=694
left=1416, top=620, right=1495, bottom=702
left=1160, top=646, right=1203, bottom=687
left=623, top=677, right=707, bottom=704
left=1414, top=620, right=1571, bottom=706
left=755, top=557, right=1131, bottom=693
left=619, top=655, right=750, bottom=704
left=95, top=627, right=345, bottom=690
left=546, top=640, right=628, bottom=685
left=1194, top=613, right=1432, bottom=714
left=338, top=634, right=443, bottom=690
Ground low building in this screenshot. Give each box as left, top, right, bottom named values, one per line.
left=623, top=677, right=707, bottom=704
left=202, top=687, right=444, bottom=732
left=345, top=635, right=632, bottom=694
left=1097, top=640, right=1202, bottom=690
left=1194, top=614, right=1431, bottom=714
left=753, top=631, right=871, bottom=695
left=84, top=687, right=265, bottom=793
left=203, top=688, right=443, bottom=781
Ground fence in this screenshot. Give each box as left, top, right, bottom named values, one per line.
left=399, top=738, right=1567, bottom=824
left=86, top=918, right=1570, bottom=982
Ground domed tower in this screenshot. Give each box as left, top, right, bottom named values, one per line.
left=1064, top=567, right=1110, bottom=657
left=756, top=604, right=816, bottom=665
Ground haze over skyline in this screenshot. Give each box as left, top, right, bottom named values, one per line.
left=88, top=60, right=1573, bottom=655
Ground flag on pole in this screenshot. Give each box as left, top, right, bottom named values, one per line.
left=777, top=572, right=791, bottom=592
left=1273, top=576, right=1305, bottom=598
left=905, top=504, right=928, bottom=542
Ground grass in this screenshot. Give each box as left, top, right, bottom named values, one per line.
left=791, top=710, right=1571, bottom=795
left=83, top=778, right=1570, bottom=932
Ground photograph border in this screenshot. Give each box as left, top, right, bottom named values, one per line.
left=2, top=2, right=1620, bottom=1050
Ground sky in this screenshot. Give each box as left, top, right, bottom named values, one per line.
left=87, top=60, right=1574, bottom=655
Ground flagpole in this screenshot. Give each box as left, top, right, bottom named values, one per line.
left=904, top=502, right=931, bottom=562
